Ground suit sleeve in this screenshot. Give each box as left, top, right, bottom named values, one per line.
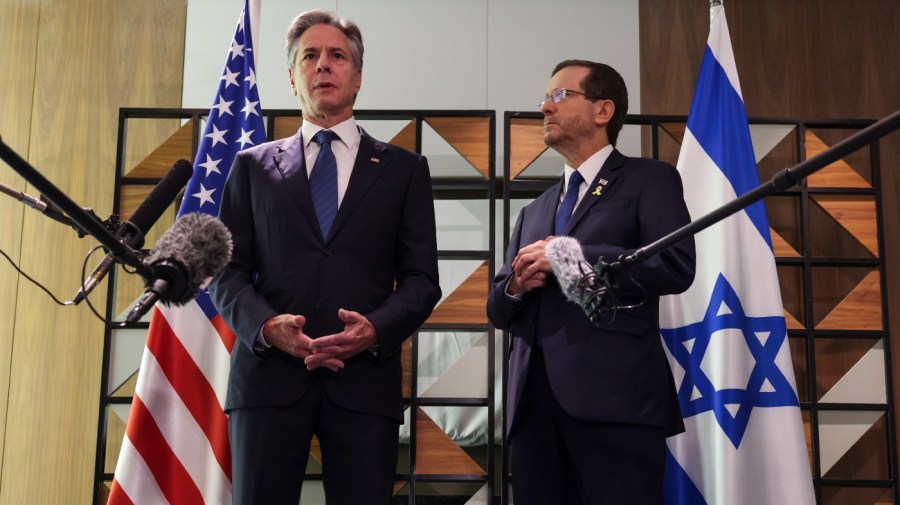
left=365, top=155, right=442, bottom=356
left=486, top=207, right=528, bottom=331
left=582, top=163, right=695, bottom=298
left=209, top=153, right=278, bottom=351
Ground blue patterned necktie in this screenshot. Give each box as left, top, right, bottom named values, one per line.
left=310, top=130, right=340, bottom=239
left=554, top=170, right=584, bottom=235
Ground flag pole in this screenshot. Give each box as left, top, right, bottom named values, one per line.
left=614, top=108, right=900, bottom=270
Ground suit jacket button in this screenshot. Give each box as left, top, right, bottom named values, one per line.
left=323, top=248, right=333, bottom=256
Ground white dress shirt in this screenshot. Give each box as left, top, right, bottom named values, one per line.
left=301, top=117, right=362, bottom=208
left=558, top=144, right=614, bottom=212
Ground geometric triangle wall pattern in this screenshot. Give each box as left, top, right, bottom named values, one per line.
left=816, top=271, right=882, bottom=330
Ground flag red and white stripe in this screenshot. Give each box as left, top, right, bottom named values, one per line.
left=108, top=1, right=264, bottom=502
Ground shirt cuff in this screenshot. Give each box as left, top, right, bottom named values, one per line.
left=505, top=277, right=525, bottom=300
left=252, top=322, right=273, bottom=354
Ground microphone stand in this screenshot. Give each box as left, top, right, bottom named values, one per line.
left=0, top=137, right=149, bottom=277
left=610, top=109, right=900, bottom=273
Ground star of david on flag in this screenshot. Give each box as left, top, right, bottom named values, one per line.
left=658, top=3, right=815, bottom=504
left=108, top=1, right=264, bottom=503
left=661, top=273, right=799, bottom=448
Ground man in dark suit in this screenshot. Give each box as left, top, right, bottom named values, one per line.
left=209, top=9, right=441, bottom=505
left=487, top=60, right=696, bottom=504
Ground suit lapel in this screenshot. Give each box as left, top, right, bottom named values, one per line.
left=326, top=132, right=388, bottom=242
left=563, top=149, right=625, bottom=235
left=534, top=181, right=563, bottom=239
left=273, top=130, right=324, bottom=241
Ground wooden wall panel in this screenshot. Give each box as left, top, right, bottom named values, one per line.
left=640, top=0, right=900, bottom=495
left=0, top=0, right=41, bottom=487
left=0, top=0, right=187, bottom=503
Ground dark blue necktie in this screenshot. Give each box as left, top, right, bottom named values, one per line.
left=310, top=130, right=340, bottom=239
left=554, top=170, right=584, bottom=235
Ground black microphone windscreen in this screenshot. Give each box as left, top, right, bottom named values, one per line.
left=144, top=212, right=232, bottom=306
left=128, top=159, right=194, bottom=235
left=546, top=236, right=593, bottom=303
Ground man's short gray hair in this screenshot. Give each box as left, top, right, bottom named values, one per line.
left=285, top=9, right=364, bottom=70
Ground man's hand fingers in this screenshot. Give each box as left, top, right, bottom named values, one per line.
left=310, top=334, right=348, bottom=350
left=337, top=308, right=363, bottom=324
left=311, top=344, right=343, bottom=355
left=305, top=354, right=345, bottom=372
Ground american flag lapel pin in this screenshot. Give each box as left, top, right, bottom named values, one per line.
left=371, top=157, right=380, bottom=163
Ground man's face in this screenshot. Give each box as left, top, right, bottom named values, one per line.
left=541, top=66, right=596, bottom=150
left=289, top=23, right=362, bottom=126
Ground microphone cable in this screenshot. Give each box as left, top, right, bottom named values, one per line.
left=584, top=258, right=649, bottom=328
left=0, top=247, right=74, bottom=307
left=0, top=244, right=142, bottom=326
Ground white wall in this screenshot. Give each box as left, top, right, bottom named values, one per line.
left=182, top=0, right=641, bottom=155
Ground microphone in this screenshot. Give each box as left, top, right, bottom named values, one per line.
left=71, top=159, right=194, bottom=305
left=0, top=182, right=70, bottom=225
left=545, top=236, right=615, bottom=327
left=124, top=212, right=233, bottom=325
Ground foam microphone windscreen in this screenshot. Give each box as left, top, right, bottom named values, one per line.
left=545, top=236, right=593, bottom=303
left=143, top=212, right=233, bottom=306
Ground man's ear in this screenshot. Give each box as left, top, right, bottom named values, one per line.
left=594, top=99, right=614, bottom=127
left=288, top=69, right=297, bottom=96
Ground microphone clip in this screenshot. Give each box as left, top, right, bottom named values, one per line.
left=576, top=258, right=617, bottom=328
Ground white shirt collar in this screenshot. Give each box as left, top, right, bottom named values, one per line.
left=301, top=117, right=361, bottom=151
left=563, top=144, right=614, bottom=191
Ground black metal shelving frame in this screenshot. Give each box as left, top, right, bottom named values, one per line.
left=93, top=109, right=894, bottom=504
left=94, top=108, right=498, bottom=505
left=500, top=112, right=895, bottom=505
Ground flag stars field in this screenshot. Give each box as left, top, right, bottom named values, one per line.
left=211, top=95, right=234, bottom=117
left=241, top=99, right=259, bottom=118
left=236, top=128, right=256, bottom=149
left=198, top=154, right=222, bottom=177
left=109, top=2, right=266, bottom=502
left=205, top=124, right=228, bottom=147
left=220, top=68, right=240, bottom=88
left=192, top=184, right=217, bottom=208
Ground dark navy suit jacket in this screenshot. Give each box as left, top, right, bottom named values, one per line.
left=210, top=129, right=441, bottom=422
left=487, top=149, right=695, bottom=437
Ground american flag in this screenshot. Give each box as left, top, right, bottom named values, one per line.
left=108, top=1, right=265, bottom=503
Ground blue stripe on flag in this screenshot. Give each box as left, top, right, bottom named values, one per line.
left=664, top=447, right=708, bottom=505
left=687, top=46, right=772, bottom=249
left=195, top=291, right=219, bottom=319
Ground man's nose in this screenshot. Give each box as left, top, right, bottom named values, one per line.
left=316, top=54, right=330, bottom=73
left=541, top=100, right=555, bottom=116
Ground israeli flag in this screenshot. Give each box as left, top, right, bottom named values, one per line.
left=659, top=4, right=816, bottom=504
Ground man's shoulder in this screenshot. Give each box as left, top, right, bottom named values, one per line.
left=236, top=133, right=300, bottom=163
left=620, top=152, right=676, bottom=171
left=362, top=133, right=422, bottom=163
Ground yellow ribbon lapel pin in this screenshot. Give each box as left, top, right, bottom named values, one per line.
left=592, top=178, right=609, bottom=196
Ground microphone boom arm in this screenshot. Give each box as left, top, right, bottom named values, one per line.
left=0, top=136, right=149, bottom=276
left=613, top=109, right=900, bottom=271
